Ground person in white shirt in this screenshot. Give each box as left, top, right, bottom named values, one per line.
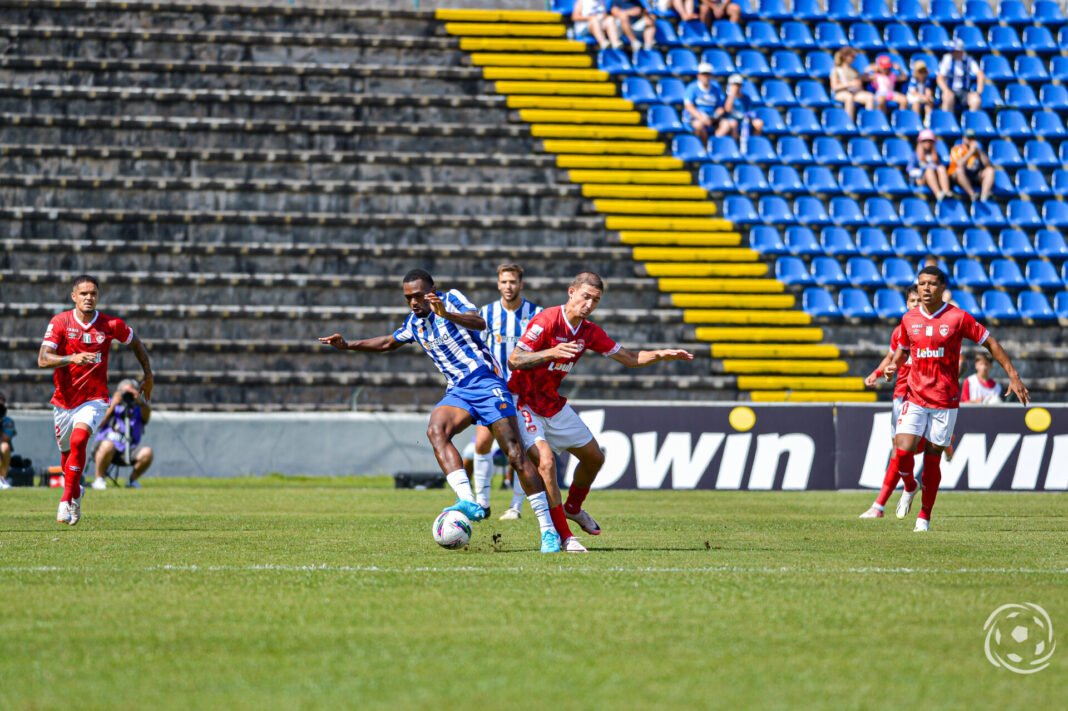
left=961, top=351, right=1003, bottom=404
left=937, top=39, right=985, bottom=114
left=572, top=0, right=622, bottom=50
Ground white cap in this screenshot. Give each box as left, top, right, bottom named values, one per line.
left=697, top=62, right=714, bottom=75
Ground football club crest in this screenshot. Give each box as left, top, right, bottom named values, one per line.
left=95, top=333, right=105, bottom=344
left=939, top=324, right=950, bottom=337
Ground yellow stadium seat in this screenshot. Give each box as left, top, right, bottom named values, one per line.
left=445, top=23, right=568, bottom=38
left=749, top=391, right=878, bottom=403
left=695, top=327, right=824, bottom=342
left=582, top=185, right=706, bottom=199
left=436, top=9, right=562, bottom=22
left=721, top=360, right=851, bottom=375
left=460, top=38, right=587, bottom=52
left=568, top=170, right=692, bottom=185
left=531, top=125, right=657, bottom=140
left=607, top=216, right=733, bottom=231
left=556, top=156, right=682, bottom=170
left=710, top=343, right=840, bottom=359
left=519, top=109, right=641, bottom=125
left=495, top=81, right=616, bottom=96
left=673, top=293, right=795, bottom=309
left=483, top=67, right=607, bottom=81
left=644, top=263, right=767, bottom=278
left=620, top=231, right=741, bottom=246
left=682, top=309, right=810, bottom=325
left=634, top=247, right=756, bottom=261
left=506, top=96, right=631, bottom=110
left=593, top=199, right=718, bottom=215
left=546, top=141, right=665, bottom=156
left=659, top=278, right=784, bottom=293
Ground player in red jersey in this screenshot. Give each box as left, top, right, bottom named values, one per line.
left=860, top=285, right=927, bottom=519
left=37, top=275, right=153, bottom=526
left=884, top=267, right=1028, bottom=531
left=507, top=272, right=693, bottom=552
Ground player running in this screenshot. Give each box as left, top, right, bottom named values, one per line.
left=508, top=272, right=693, bottom=552
left=37, top=275, right=154, bottom=526
left=883, top=267, right=1029, bottom=531
left=319, top=269, right=563, bottom=553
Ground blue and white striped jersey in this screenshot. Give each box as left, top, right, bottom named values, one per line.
left=479, top=298, right=542, bottom=383
left=392, top=289, right=501, bottom=388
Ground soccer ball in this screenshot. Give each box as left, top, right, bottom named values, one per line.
left=432, top=510, right=472, bottom=550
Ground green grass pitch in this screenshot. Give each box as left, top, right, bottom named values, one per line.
left=1, top=479, right=1064, bottom=710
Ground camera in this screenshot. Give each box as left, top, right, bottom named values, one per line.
left=121, top=390, right=137, bottom=406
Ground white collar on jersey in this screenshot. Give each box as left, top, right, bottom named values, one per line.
left=71, top=309, right=99, bottom=329
left=918, top=303, right=949, bottom=320
left=559, top=306, right=582, bottom=336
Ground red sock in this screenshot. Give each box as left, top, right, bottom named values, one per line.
left=919, top=452, right=942, bottom=520
left=62, top=428, right=89, bottom=503
left=874, top=451, right=901, bottom=507
left=549, top=505, right=573, bottom=539
left=896, top=449, right=917, bottom=492
left=564, top=486, right=590, bottom=515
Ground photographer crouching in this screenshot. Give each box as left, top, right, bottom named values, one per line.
left=91, top=379, right=153, bottom=490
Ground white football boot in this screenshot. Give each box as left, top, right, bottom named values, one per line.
left=68, top=489, right=83, bottom=526
left=565, top=508, right=601, bottom=535
left=896, top=486, right=920, bottom=520
left=859, top=505, right=885, bottom=519
left=56, top=500, right=70, bottom=524
left=562, top=536, right=588, bottom=553
left=498, top=507, right=521, bottom=520
left=91, top=478, right=107, bottom=491
left=914, top=517, right=930, bottom=532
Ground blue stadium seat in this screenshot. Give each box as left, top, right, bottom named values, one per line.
left=838, top=166, right=877, bottom=195
left=880, top=137, right=913, bottom=166
left=804, top=166, right=842, bottom=195
left=776, top=135, right=814, bottom=164
left=828, top=0, right=860, bottom=21
left=770, top=165, right=806, bottom=194
left=656, top=77, right=687, bottom=104
left=699, top=163, right=736, bottom=192
left=793, top=196, right=833, bottom=226
left=736, top=49, right=773, bottom=78
left=746, top=20, right=783, bottom=49
left=598, top=48, right=635, bottom=75
left=982, top=291, right=1021, bottom=321
left=822, top=108, right=858, bottom=136
left=1024, top=140, right=1060, bottom=168
left=795, top=80, right=834, bottom=108
left=762, top=79, right=798, bottom=107
left=988, top=25, right=1023, bottom=53
left=928, top=110, right=962, bottom=138
left=882, top=257, right=916, bottom=287
left=655, top=19, right=682, bottom=46
left=1006, top=199, right=1043, bottom=228
left=954, top=25, right=988, bottom=53
left=821, top=226, right=859, bottom=255
left=1023, top=26, right=1058, bottom=54
left=724, top=195, right=759, bottom=224
left=990, top=258, right=1028, bottom=288
left=970, top=201, right=1008, bottom=229
left=738, top=0, right=760, bottom=20
left=897, top=198, right=937, bottom=227
left=1053, top=169, right=1068, bottom=197
left=953, top=290, right=984, bottom=318
left=873, top=166, right=911, bottom=196
left=679, top=19, right=716, bottom=47
left=964, top=0, right=997, bottom=24
left=1043, top=200, right=1068, bottom=228
left=1039, top=83, right=1068, bottom=110
left=1061, top=26, right=1068, bottom=50
left=1036, top=229, right=1068, bottom=258
left=759, top=195, right=796, bottom=225
left=813, top=136, right=850, bottom=165
left=1056, top=292, right=1068, bottom=320
left=935, top=199, right=972, bottom=227
left=981, top=54, right=1015, bottom=83
left=874, top=288, right=908, bottom=318
left=651, top=0, right=678, bottom=18
left=778, top=256, right=816, bottom=285
left=960, top=110, right=997, bottom=139
left=1015, top=169, right=1052, bottom=198
left=1018, top=292, right=1058, bottom=321
left=1014, top=57, right=1050, bottom=85
left=622, top=77, right=658, bottom=105
left=815, top=22, right=850, bottom=50
left=891, top=227, right=928, bottom=256
left=1051, top=56, right=1068, bottom=82
left=963, top=228, right=1000, bottom=257
left=992, top=169, right=1017, bottom=197
left=749, top=225, right=788, bottom=254
left=753, top=106, right=787, bottom=134
left=830, top=196, right=867, bottom=226
left=857, top=227, right=895, bottom=256
left=929, top=0, right=962, bottom=24
left=857, top=109, right=893, bottom=137
left=865, top=197, right=902, bottom=227
left=794, top=0, right=828, bottom=21
left=996, top=109, right=1031, bottom=139
left=802, top=286, right=841, bottom=316
left=845, top=257, right=883, bottom=286
left=998, top=228, right=1036, bottom=257
left=741, top=78, right=762, bottom=105
left=1031, top=111, right=1067, bottom=139
left=910, top=51, right=939, bottom=73
left=839, top=287, right=877, bottom=318
left=812, top=256, right=851, bottom=285
left=786, top=107, right=823, bottom=136
left=861, top=0, right=893, bottom=21
left=781, top=21, right=817, bottom=50
left=552, top=0, right=576, bottom=14
left=672, top=134, right=710, bottom=162
left=771, top=50, right=807, bottom=80
left=927, top=227, right=965, bottom=257
left=889, top=110, right=923, bottom=137
left=1025, top=260, right=1062, bottom=290
left=785, top=225, right=823, bottom=254
left=894, top=0, right=927, bottom=22
left=634, top=49, right=670, bottom=76
left=805, top=50, right=835, bottom=79
left=849, top=23, right=885, bottom=51
left=999, top=0, right=1032, bottom=25
left=980, top=84, right=1004, bottom=109
left=1034, top=0, right=1066, bottom=27
left=884, top=23, right=919, bottom=51
left=917, top=24, right=953, bottom=53
left=989, top=139, right=1025, bottom=168
left=709, top=136, right=743, bottom=163
left=709, top=20, right=745, bottom=48
left=746, top=135, right=781, bottom=164
left=666, top=48, right=700, bottom=76
left=757, top=0, right=793, bottom=21
left=647, top=105, right=686, bottom=133
left=935, top=138, right=951, bottom=164
left=954, top=258, right=991, bottom=288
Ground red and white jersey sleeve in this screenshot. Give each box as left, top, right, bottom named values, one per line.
left=43, top=310, right=133, bottom=409
left=897, top=303, right=988, bottom=410
left=888, top=323, right=912, bottom=400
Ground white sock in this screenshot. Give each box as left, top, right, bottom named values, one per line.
left=644, top=38, right=655, bottom=49
left=445, top=470, right=475, bottom=503
left=872, top=503, right=885, bottom=512
left=610, top=40, right=624, bottom=49
left=526, top=491, right=554, bottom=534
left=509, top=473, right=525, bottom=512
left=472, top=453, right=493, bottom=509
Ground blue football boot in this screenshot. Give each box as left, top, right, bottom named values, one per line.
left=442, top=498, right=487, bottom=522
left=540, top=530, right=561, bottom=554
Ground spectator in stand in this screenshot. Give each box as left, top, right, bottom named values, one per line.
left=682, top=62, right=725, bottom=143
left=870, top=55, right=908, bottom=115
left=937, top=38, right=984, bottom=114
left=830, top=47, right=875, bottom=121
left=948, top=128, right=995, bottom=202
left=905, top=60, right=936, bottom=121
left=961, top=351, right=1003, bottom=404
left=698, top=0, right=742, bottom=27
left=611, top=0, right=657, bottom=58
left=908, top=129, right=952, bottom=200
left=0, top=392, right=15, bottom=490
left=572, top=0, right=623, bottom=50
left=717, top=73, right=764, bottom=144
left=656, top=0, right=698, bottom=21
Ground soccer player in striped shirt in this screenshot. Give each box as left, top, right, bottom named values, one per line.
left=319, top=269, right=562, bottom=553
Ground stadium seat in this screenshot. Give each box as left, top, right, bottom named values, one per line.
left=1033, top=0, right=1067, bottom=27
left=1025, top=260, right=1063, bottom=290
left=839, top=287, right=877, bottom=318
left=634, top=49, right=670, bottom=76
left=849, top=23, right=885, bottom=51
left=746, top=135, right=781, bottom=164
left=980, top=54, right=1015, bottom=83
left=990, top=258, right=1028, bottom=288
left=935, top=199, right=971, bottom=227
left=1053, top=170, right=1068, bottom=197
left=753, top=106, right=787, bottom=135
left=1060, top=143, right=1068, bottom=167
left=776, top=136, right=814, bottom=164
left=874, top=167, right=912, bottom=196
left=998, top=228, right=1036, bottom=258
left=778, top=255, right=816, bottom=284
left=781, top=21, right=817, bottom=50
left=786, top=107, right=823, bottom=136
left=1051, top=56, right=1068, bottom=83
left=802, top=286, right=841, bottom=316
left=793, top=196, right=833, bottom=226
left=771, top=50, right=807, bottom=79
left=829, top=196, right=867, bottom=226
left=1018, top=292, right=1058, bottom=321
left=970, top=201, right=1008, bottom=229
left=894, top=0, right=927, bottom=22
left=1031, top=111, right=1067, bottom=139
left=709, top=136, right=743, bottom=163
left=874, top=288, right=908, bottom=318
left=622, top=77, right=657, bottom=105
left=963, top=228, right=1000, bottom=258
left=845, top=257, right=883, bottom=286
left=1043, top=200, right=1068, bottom=228
left=655, top=19, right=682, bottom=46
left=1005, top=199, right=1043, bottom=228
left=749, top=225, right=788, bottom=254
left=927, top=110, right=962, bottom=138
left=889, top=110, right=922, bottom=138
left=761, top=79, right=798, bottom=107
left=1023, top=26, right=1058, bottom=54
left=1061, top=26, right=1068, bottom=50
left=857, top=227, right=895, bottom=256
left=1013, top=57, right=1050, bottom=85
left=989, top=139, right=1025, bottom=168
left=991, top=170, right=1017, bottom=198
left=759, top=196, right=796, bottom=225
left=552, top=0, right=576, bottom=12
left=651, top=1, right=678, bottom=18
left=880, top=137, right=913, bottom=166
left=1024, top=140, right=1060, bottom=168
left=838, top=166, right=877, bottom=195
left=821, top=108, right=858, bottom=136
left=666, top=48, right=700, bottom=76
left=794, top=0, right=828, bottom=21
left=656, top=77, right=687, bottom=104
left=672, top=134, right=710, bottom=162
left=1056, top=292, right=1068, bottom=320
left=820, top=226, right=858, bottom=255
left=678, top=19, right=715, bottom=47
left=891, top=227, right=929, bottom=256
left=804, top=166, right=842, bottom=195
left=709, top=20, right=745, bottom=48
left=724, top=195, right=759, bottom=223
left=951, top=290, right=982, bottom=318
left=1036, top=229, right=1068, bottom=258
left=1014, top=169, right=1052, bottom=198
left=953, top=25, right=988, bottom=53
left=988, top=26, right=1023, bottom=53
left=917, top=24, right=953, bottom=53
left=882, top=257, right=916, bottom=287
left=740, top=78, right=762, bottom=105
left=964, top=0, right=997, bottom=24
left=884, top=23, right=919, bottom=51
left=861, top=0, right=893, bottom=21
left=982, top=291, right=1020, bottom=321
left=746, top=20, right=783, bottom=49
left=815, top=21, right=850, bottom=50
left=1039, top=83, right=1068, bottom=110
left=828, top=0, right=860, bottom=21
left=935, top=139, right=951, bottom=165
left=857, top=110, right=894, bottom=138
left=795, top=80, right=834, bottom=108
left=785, top=225, right=822, bottom=254
left=926, top=227, right=965, bottom=257
left=598, top=48, right=634, bottom=75
left=737, top=49, right=773, bottom=78
left=698, top=163, right=735, bottom=192
left=733, top=164, right=771, bottom=194
left=647, top=105, right=686, bottom=133
left=865, top=197, right=901, bottom=227
left=845, top=137, right=881, bottom=167
left=995, top=110, right=1031, bottom=139
left=980, top=84, right=1004, bottom=109
left=812, top=256, right=850, bottom=285
left=757, top=0, right=793, bottom=21
left=813, top=136, right=850, bottom=165
left=960, top=111, right=997, bottom=139
left=1000, top=0, right=1033, bottom=26
left=954, top=258, right=991, bottom=288
left=929, top=0, right=962, bottom=24
left=805, top=50, right=835, bottom=79
left=770, top=165, right=806, bottom=195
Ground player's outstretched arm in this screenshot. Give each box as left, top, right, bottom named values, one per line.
left=37, top=344, right=97, bottom=370
left=982, top=335, right=1030, bottom=406
left=866, top=352, right=894, bottom=388
left=130, top=336, right=154, bottom=403
left=318, top=334, right=404, bottom=353
left=883, top=348, right=908, bottom=381
left=509, top=342, right=582, bottom=371
left=425, top=293, right=486, bottom=331
left=609, top=347, right=695, bottom=368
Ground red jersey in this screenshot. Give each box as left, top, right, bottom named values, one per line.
left=895, top=303, right=988, bottom=410
left=888, top=323, right=913, bottom=400
left=507, top=305, right=620, bottom=417
left=42, top=310, right=133, bottom=409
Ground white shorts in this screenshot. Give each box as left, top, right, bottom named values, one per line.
left=895, top=401, right=958, bottom=448
left=53, top=400, right=109, bottom=451
left=891, top=396, right=905, bottom=438
left=516, top=401, right=595, bottom=454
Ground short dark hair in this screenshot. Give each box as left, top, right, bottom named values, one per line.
left=975, top=351, right=992, bottom=364
left=402, top=269, right=434, bottom=288
left=905, top=284, right=920, bottom=299
left=572, top=271, right=604, bottom=291
left=917, top=266, right=946, bottom=285
left=71, top=274, right=99, bottom=291
left=497, top=263, right=523, bottom=280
